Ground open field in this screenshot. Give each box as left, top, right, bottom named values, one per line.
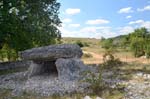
left=62, top=38, right=150, bottom=76
left=63, top=37, right=150, bottom=64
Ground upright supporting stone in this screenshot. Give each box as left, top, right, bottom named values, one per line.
left=55, top=58, right=85, bottom=81
left=28, top=61, right=43, bottom=77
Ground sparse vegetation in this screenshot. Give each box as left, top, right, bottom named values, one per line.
left=74, top=40, right=90, bottom=48
left=82, top=53, right=93, bottom=58
left=101, top=38, right=115, bottom=50
left=75, top=40, right=84, bottom=47
left=102, top=52, right=122, bottom=69
left=83, top=66, right=106, bottom=95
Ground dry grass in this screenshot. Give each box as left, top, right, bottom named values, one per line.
left=82, top=48, right=150, bottom=65
left=62, top=37, right=101, bottom=48
left=0, top=89, right=85, bottom=99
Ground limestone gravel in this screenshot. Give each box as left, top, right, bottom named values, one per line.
left=0, top=72, right=89, bottom=96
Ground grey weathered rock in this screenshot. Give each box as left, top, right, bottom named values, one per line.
left=55, top=58, right=87, bottom=81
left=27, top=61, right=43, bottom=77
left=19, top=44, right=92, bottom=82
left=20, top=44, right=83, bottom=61
left=0, top=60, right=30, bottom=71
left=27, top=58, right=94, bottom=79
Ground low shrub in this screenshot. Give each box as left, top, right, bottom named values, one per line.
left=102, top=52, right=122, bottom=69
left=83, top=66, right=107, bottom=95
left=83, top=42, right=89, bottom=47
left=85, top=72, right=106, bottom=94
left=75, top=40, right=89, bottom=48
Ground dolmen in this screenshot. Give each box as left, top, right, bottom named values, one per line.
left=20, top=44, right=88, bottom=81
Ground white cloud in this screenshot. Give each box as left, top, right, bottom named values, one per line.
left=65, top=8, right=81, bottom=15
left=80, top=26, right=111, bottom=33
left=129, top=20, right=144, bottom=25
left=118, top=26, right=134, bottom=35
left=118, top=7, right=133, bottom=13
left=80, top=27, right=98, bottom=33
left=59, top=20, right=150, bottom=38
left=62, top=18, right=72, bottom=23
left=79, top=26, right=118, bottom=38
left=141, top=21, right=150, bottom=29
left=126, top=15, right=132, bottom=19
left=129, top=20, right=150, bottom=29
left=86, top=19, right=110, bottom=25
left=69, top=24, right=80, bottom=28
left=137, top=5, right=150, bottom=12
left=59, top=26, right=118, bottom=38
left=59, top=22, right=150, bottom=38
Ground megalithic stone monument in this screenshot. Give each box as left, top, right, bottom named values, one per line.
left=20, top=44, right=88, bottom=81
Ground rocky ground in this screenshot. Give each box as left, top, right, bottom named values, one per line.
left=0, top=72, right=90, bottom=97
left=102, top=69, right=150, bottom=99
left=0, top=68, right=150, bottom=99
left=124, top=72, right=150, bottom=99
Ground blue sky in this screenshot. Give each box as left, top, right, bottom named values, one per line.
left=58, top=0, right=150, bottom=38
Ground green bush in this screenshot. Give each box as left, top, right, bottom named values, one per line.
left=83, top=42, right=90, bottom=47
left=75, top=40, right=89, bottom=47
left=101, top=39, right=114, bottom=49
left=75, top=40, right=84, bottom=47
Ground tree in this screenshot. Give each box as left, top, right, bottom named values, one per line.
left=0, top=0, right=61, bottom=61
left=101, top=38, right=114, bottom=49
left=130, top=38, right=145, bottom=57
left=129, top=28, right=150, bottom=58
left=120, top=35, right=130, bottom=49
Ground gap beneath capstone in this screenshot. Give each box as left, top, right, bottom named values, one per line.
left=29, top=60, right=58, bottom=77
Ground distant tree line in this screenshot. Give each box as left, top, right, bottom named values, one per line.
left=0, top=0, right=61, bottom=61
left=101, top=27, right=150, bottom=58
